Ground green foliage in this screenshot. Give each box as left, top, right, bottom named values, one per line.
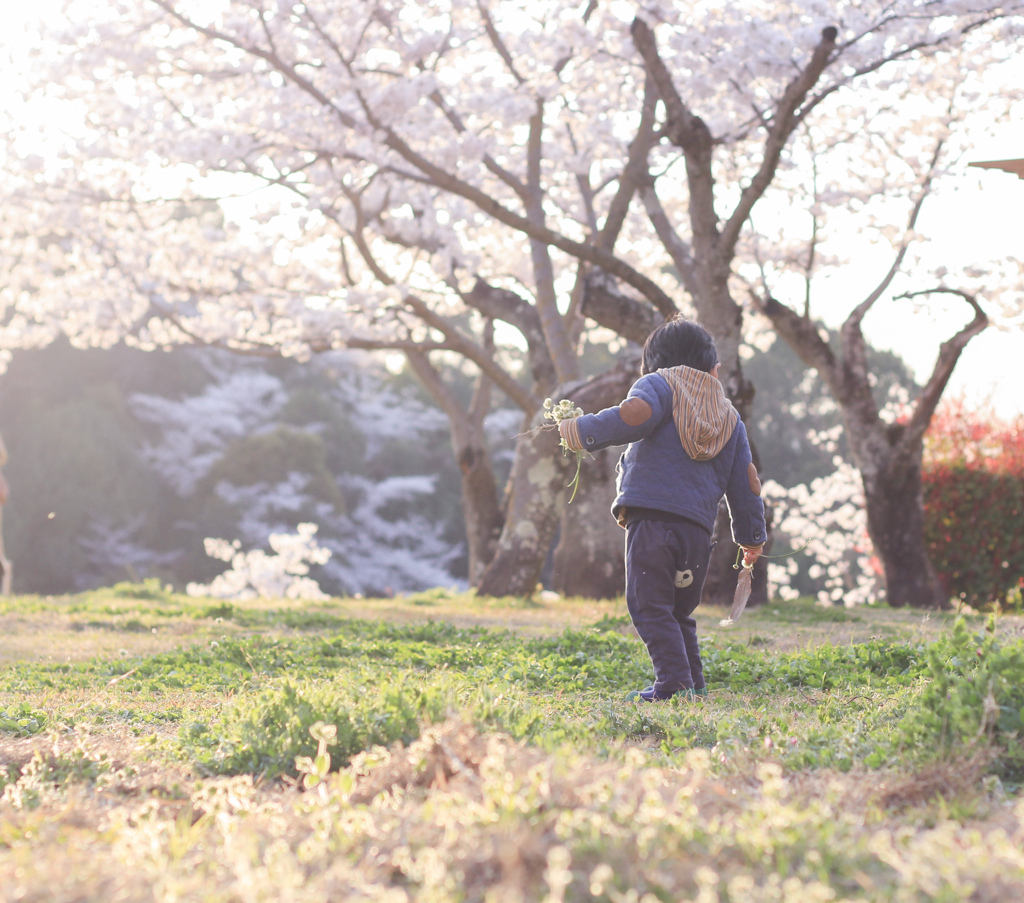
left=6, top=594, right=1024, bottom=900
left=900, top=617, right=1024, bottom=778
left=6, top=601, right=1024, bottom=789
left=0, top=703, right=47, bottom=737
left=109, top=577, right=174, bottom=600
left=196, top=601, right=235, bottom=620
left=295, top=721, right=337, bottom=790
left=185, top=677, right=449, bottom=779
left=403, top=586, right=455, bottom=606
left=696, top=634, right=929, bottom=694
left=0, top=744, right=116, bottom=811
left=167, top=615, right=1024, bottom=782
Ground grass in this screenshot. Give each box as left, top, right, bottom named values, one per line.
left=2, top=584, right=1024, bottom=900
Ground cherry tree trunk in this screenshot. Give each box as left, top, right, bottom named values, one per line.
left=404, top=349, right=506, bottom=588
left=551, top=446, right=625, bottom=599
left=474, top=413, right=572, bottom=597
left=757, top=287, right=987, bottom=610
left=861, top=452, right=947, bottom=609
left=456, top=432, right=507, bottom=587
left=476, top=362, right=637, bottom=598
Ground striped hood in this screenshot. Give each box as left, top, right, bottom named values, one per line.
left=657, top=365, right=738, bottom=461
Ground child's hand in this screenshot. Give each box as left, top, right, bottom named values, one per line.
left=741, top=545, right=762, bottom=568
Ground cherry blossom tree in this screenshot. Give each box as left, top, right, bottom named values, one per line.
left=3, top=0, right=1022, bottom=602
left=754, top=257, right=992, bottom=608
left=739, top=72, right=1023, bottom=606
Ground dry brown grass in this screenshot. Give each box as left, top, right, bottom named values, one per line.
left=871, top=751, right=999, bottom=813
left=0, top=592, right=625, bottom=666
left=5, top=588, right=1021, bottom=667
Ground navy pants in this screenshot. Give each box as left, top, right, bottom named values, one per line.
left=625, top=517, right=712, bottom=695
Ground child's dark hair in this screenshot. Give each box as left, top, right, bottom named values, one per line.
left=640, top=316, right=718, bottom=375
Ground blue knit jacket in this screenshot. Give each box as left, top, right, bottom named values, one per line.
left=559, top=368, right=766, bottom=547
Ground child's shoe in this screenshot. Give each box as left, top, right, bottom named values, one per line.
left=626, top=686, right=696, bottom=702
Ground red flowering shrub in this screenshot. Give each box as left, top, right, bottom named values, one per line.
left=923, top=399, right=1024, bottom=610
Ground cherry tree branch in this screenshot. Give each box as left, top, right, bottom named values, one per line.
left=150, top=1, right=358, bottom=128
left=402, top=292, right=537, bottom=412
left=525, top=98, right=578, bottom=384
left=426, top=89, right=527, bottom=198
left=800, top=127, right=824, bottom=320
left=718, top=27, right=838, bottom=259
left=751, top=291, right=841, bottom=395
left=846, top=137, right=947, bottom=334
left=405, top=348, right=473, bottom=430
left=896, top=287, right=988, bottom=447
left=565, top=73, right=669, bottom=343
left=468, top=318, right=496, bottom=425
left=838, top=132, right=948, bottom=396
left=798, top=10, right=1012, bottom=125
left=319, top=184, right=544, bottom=408
left=477, top=0, right=526, bottom=85
left=565, top=122, right=600, bottom=236
left=367, top=109, right=677, bottom=313
left=582, top=271, right=663, bottom=347
left=597, top=74, right=660, bottom=254
left=639, top=182, right=698, bottom=300
left=461, top=279, right=556, bottom=390
left=630, top=17, right=718, bottom=248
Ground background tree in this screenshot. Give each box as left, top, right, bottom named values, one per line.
left=741, top=76, right=1022, bottom=605
left=3, top=0, right=1022, bottom=602
left=0, top=342, right=466, bottom=595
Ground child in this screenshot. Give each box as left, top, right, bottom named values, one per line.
left=557, top=317, right=765, bottom=701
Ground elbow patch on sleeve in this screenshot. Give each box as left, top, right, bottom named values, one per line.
left=748, top=462, right=762, bottom=496
left=619, top=397, right=653, bottom=427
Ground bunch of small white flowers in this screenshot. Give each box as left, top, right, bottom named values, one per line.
left=543, top=397, right=585, bottom=502
left=543, top=397, right=583, bottom=430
